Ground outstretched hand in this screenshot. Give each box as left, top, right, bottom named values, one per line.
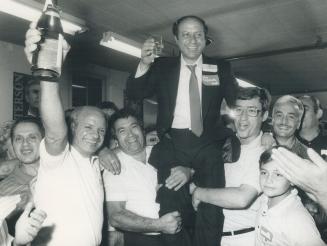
left=272, top=147, right=327, bottom=204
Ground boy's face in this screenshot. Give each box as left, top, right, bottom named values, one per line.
left=260, top=160, right=291, bottom=200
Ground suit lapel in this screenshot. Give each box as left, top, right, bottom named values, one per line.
left=167, top=58, right=180, bottom=114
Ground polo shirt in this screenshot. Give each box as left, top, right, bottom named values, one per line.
left=255, top=189, right=324, bottom=246
left=34, top=140, right=104, bottom=246
left=0, top=164, right=35, bottom=206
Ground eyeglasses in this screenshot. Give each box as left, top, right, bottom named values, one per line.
left=233, top=106, right=262, bottom=117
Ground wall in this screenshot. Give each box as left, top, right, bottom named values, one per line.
left=0, top=41, right=30, bottom=123
left=0, top=40, right=130, bottom=124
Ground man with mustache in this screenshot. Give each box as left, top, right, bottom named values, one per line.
left=271, top=95, right=308, bottom=158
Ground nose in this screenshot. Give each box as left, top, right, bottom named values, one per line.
left=22, top=138, right=31, bottom=146
left=188, top=34, right=198, bottom=43
left=239, top=109, right=249, bottom=120
left=281, top=115, right=288, bottom=125
left=89, top=129, right=100, bottom=140
left=265, top=174, right=274, bottom=184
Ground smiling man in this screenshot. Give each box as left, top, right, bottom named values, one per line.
left=0, top=117, right=44, bottom=211
left=191, top=87, right=271, bottom=246
left=124, top=15, right=239, bottom=246
left=24, top=23, right=107, bottom=246
left=103, top=109, right=181, bottom=246
left=272, top=95, right=309, bottom=159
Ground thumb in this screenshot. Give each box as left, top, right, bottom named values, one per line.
left=22, top=202, right=34, bottom=217
left=170, top=211, right=180, bottom=217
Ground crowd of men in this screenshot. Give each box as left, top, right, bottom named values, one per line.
left=0, top=14, right=327, bottom=246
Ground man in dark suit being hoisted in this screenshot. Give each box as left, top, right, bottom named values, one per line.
left=124, top=15, right=240, bottom=246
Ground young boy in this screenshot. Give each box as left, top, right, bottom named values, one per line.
left=255, top=147, right=325, bottom=246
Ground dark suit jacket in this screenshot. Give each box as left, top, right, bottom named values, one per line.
left=126, top=55, right=238, bottom=138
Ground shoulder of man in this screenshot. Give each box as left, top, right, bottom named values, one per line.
left=203, top=55, right=230, bottom=66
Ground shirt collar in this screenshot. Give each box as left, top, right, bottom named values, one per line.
left=240, top=131, right=263, bottom=149
left=261, top=188, right=298, bottom=215
left=181, top=54, right=202, bottom=67
left=70, top=144, right=98, bottom=165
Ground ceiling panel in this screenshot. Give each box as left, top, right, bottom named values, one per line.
left=0, top=0, right=327, bottom=97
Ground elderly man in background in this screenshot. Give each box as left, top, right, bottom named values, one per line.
left=272, top=95, right=309, bottom=159
left=25, top=79, right=40, bottom=118
left=298, top=95, right=327, bottom=157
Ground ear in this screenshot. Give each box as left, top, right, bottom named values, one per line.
left=70, top=121, right=76, bottom=133
left=174, top=35, right=179, bottom=44
left=317, top=108, right=323, bottom=120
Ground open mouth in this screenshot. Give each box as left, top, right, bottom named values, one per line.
left=21, top=149, right=33, bottom=155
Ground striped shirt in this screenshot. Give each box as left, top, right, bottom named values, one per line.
left=0, top=165, right=35, bottom=210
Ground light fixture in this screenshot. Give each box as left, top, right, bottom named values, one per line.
left=0, top=0, right=86, bottom=35
left=236, top=78, right=256, bottom=88
left=100, top=31, right=142, bottom=58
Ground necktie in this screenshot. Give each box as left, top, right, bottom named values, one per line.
left=187, top=65, right=203, bottom=137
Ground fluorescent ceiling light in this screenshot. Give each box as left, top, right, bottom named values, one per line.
left=0, top=0, right=86, bottom=35
left=236, top=78, right=256, bottom=88
left=100, top=31, right=142, bottom=58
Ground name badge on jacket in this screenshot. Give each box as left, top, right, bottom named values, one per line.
left=202, top=64, right=219, bottom=86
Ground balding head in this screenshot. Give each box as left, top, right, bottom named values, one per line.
left=70, top=106, right=107, bottom=157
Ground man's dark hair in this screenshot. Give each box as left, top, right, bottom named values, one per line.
left=97, top=101, right=119, bottom=112
left=10, top=116, right=45, bottom=140
left=259, top=146, right=292, bottom=168
left=172, top=15, right=208, bottom=38
left=235, top=87, right=271, bottom=114
left=109, top=108, right=143, bottom=139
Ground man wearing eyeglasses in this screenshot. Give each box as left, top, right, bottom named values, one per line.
left=191, top=87, right=271, bottom=246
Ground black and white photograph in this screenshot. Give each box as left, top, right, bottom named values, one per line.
left=1, top=1, right=327, bottom=245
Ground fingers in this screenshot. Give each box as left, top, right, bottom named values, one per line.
left=192, top=198, right=199, bottom=211
left=142, top=38, right=155, bottom=54
left=165, top=174, right=183, bottom=190
left=189, top=183, right=197, bottom=194
left=30, top=209, right=47, bottom=224
left=24, top=22, right=41, bottom=63
left=170, top=211, right=180, bottom=217
left=100, top=155, right=121, bottom=175
left=25, top=26, right=41, bottom=49
left=307, top=148, right=326, bottom=168
left=173, top=182, right=185, bottom=191
left=107, top=159, right=121, bottom=175
left=272, top=148, right=301, bottom=179
left=22, top=202, right=34, bottom=217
